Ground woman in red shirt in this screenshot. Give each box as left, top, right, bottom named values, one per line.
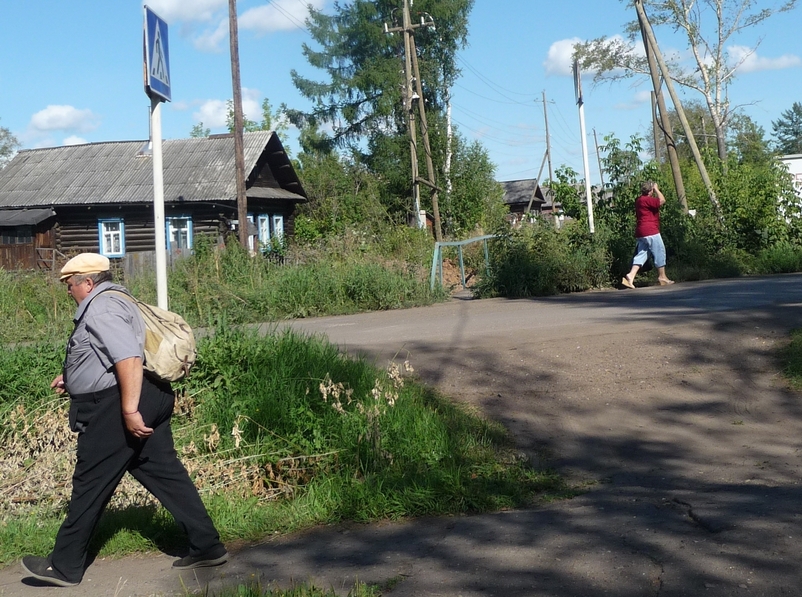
left=621, top=181, right=674, bottom=288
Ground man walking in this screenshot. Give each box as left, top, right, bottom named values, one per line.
left=621, top=181, right=674, bottom=288
left=21, top=253, right=226, bottom=587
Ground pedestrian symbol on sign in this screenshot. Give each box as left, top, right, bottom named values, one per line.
left=150, top=22, right=170, bottom=87
left=144, top=5, right=171, bottom=102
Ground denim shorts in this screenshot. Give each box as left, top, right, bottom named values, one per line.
left=633, top=233, right=666, bottom=268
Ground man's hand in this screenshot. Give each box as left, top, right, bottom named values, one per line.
left=51, top=374, right=66, bottom=395
left=114, top=356, right=153, bottom=438
left=653, top=183, right=666, bottom=205
left=123, top=410, right=153, bottom=438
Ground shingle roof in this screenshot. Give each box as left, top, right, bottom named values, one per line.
left=0, top=131, right=305, bottom=209
left=500, top=179, right=546, bottom=206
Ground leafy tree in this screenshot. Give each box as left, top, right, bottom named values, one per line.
left=649, top=102, right=772, bottom=164
left=289, top=0, right=474, bottom=227
left=290, top=0, right=472, bottom=149
left=446, top=135, right=504, bottom=235
left=292, top=121, right=389, bottom=242
left=226, top=98, right=289, bottom=137
left=190, top=123, right=210, bottom=138
left=0, top=119, right=19, bottom=169
left=574, top=0, right=798, bottom=161
left=772, top=101, right=802, bottom=155
left=728, top=113, right=772, bottom=164
left=190, top=98, right=288, bottom=138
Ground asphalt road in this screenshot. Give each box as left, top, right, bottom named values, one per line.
left=5, top=274, right=802, bottom=596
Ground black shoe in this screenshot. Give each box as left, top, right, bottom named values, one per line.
left=21, top=555, right=79, bottom=587
left=172, top=548, right=228, bottom=570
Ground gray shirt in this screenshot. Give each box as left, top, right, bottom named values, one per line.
left=63, top=281, right=146, bottom=395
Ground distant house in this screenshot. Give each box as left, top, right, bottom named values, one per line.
left=499, top=178, right=561, bottom=227
left=500, top=179, right=546, bottom=215
left=0, top=131, right=306, bottom=271
left=781, top=154, right=802, bottom=197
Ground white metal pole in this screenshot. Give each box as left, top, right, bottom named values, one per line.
left=578, top=102, right=595, bottom=234
left=151, top=97, right=168, bottom=309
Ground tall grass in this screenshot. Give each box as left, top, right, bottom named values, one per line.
left=0, top=239, right=446, bottom=344
left=0, top=329, right=566, bottom=565
left=131, top=239, right=445, bottom=327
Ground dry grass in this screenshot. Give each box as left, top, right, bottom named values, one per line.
left=0, top=360, right=415, bottom=521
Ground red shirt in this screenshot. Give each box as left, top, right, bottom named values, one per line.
left=635, top=195, right=661, bottom=237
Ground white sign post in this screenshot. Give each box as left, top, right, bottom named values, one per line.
left=144, top=5, right=171, bottom=310
left=573, top=60, right=595, bottom=235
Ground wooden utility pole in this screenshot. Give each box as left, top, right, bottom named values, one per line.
left=636, top=0, right=720, bottom=218
left=593, top=128, right=605, bottom=191
left=228, top=0, right=249, bottom=249
left=640, top=18, right=686, bottom=212
left=542, top=91, right=554, bottom=204
left=385, top=0, right=441, bottom=240
left=651, top=92, right=661, bottom=163
left=410, top=35, right=442, bottom=241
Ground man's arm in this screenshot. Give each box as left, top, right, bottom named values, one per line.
left=653, top=183, right=666, bottom=206
left=115, top=356, right=153, bottom=438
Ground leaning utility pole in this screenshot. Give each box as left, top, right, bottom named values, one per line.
left=639, top=10, right=687, bottom=212
left=228, top=0, right=249, bottom=249
left=635, top=0, right=720, bottom=218
left=385, top=0, right=442, bottom=241
left=410, top=34, right=442, bottom=241
left=542, top=91, right=554, bottom=190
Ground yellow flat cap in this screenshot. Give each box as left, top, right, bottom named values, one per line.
left=59, top=253, right=110, bottom=280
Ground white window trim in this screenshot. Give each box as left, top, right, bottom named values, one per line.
left=98, top=218, right=125, bottom=257
left=166, top=216, right=193, bottom=251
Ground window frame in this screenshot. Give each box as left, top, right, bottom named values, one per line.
left=97, top=218, right=125, bottom=257
left=166, top=216, right=193, bottom=251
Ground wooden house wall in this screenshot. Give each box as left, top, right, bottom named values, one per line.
left=54, top=200, right=299, bottom=255
left=0, top=221, right=56, bottom=270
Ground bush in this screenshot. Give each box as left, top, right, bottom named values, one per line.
left=475, top=220, right=611, bottom=298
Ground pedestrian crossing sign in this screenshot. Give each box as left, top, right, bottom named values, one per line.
left=144, top=6, right=171, bottom=102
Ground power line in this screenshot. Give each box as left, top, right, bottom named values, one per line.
left=455, top=54, right=540, bottom=100
left=266, top=0, right=309, bottom=31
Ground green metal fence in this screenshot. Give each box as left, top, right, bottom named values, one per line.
left=430, top=234, right=495, bottom=290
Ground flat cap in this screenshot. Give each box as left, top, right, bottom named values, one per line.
left=59, top=253, right=110, bottom=281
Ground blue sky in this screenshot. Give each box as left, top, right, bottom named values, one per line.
left=1, top=0, right=800, bottom=184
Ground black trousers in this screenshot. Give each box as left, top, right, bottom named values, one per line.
left=50, top=376, right=223, bottom=583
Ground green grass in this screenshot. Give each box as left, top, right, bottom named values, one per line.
left=0, top=239, right=446, bottom=345
left=0, top=329, right=569, bottom=566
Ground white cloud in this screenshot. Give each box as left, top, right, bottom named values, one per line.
left=614, top=89, right=652, bottom=111
left=194, top=99, right=228, bottom=128
left=544, top=38, right=582, bottom=76
left=29, top=105, right=99, bottom=134
left=63, top=136, right=88, bottom=146
left=240, top=0, right=326, bottom=34
left=545, top=35, right=650, bottom=79
left=193, top=19, right=229, bottom=53
left=192, top=88, right=263, bottom=129
left=142, top=0, right=226, bottom=24
left=728, top=45, right=802, bottom=73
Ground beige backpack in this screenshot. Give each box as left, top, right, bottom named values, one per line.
left=103, top=290, right=197, bottom=382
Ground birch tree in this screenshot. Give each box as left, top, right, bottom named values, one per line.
left=573, top=0, right=797, bottom=161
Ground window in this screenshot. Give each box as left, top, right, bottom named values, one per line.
left=98, top=219, right=125, bottom=257
left=0, top=226, right=33, bottom=245
left=252, top=213, right=284, bottom=253
left=167, top=217, right=193, bottom=250
left=257, top=215, right=271, bottom=247
left=272, top=215, right=284, bottom=240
